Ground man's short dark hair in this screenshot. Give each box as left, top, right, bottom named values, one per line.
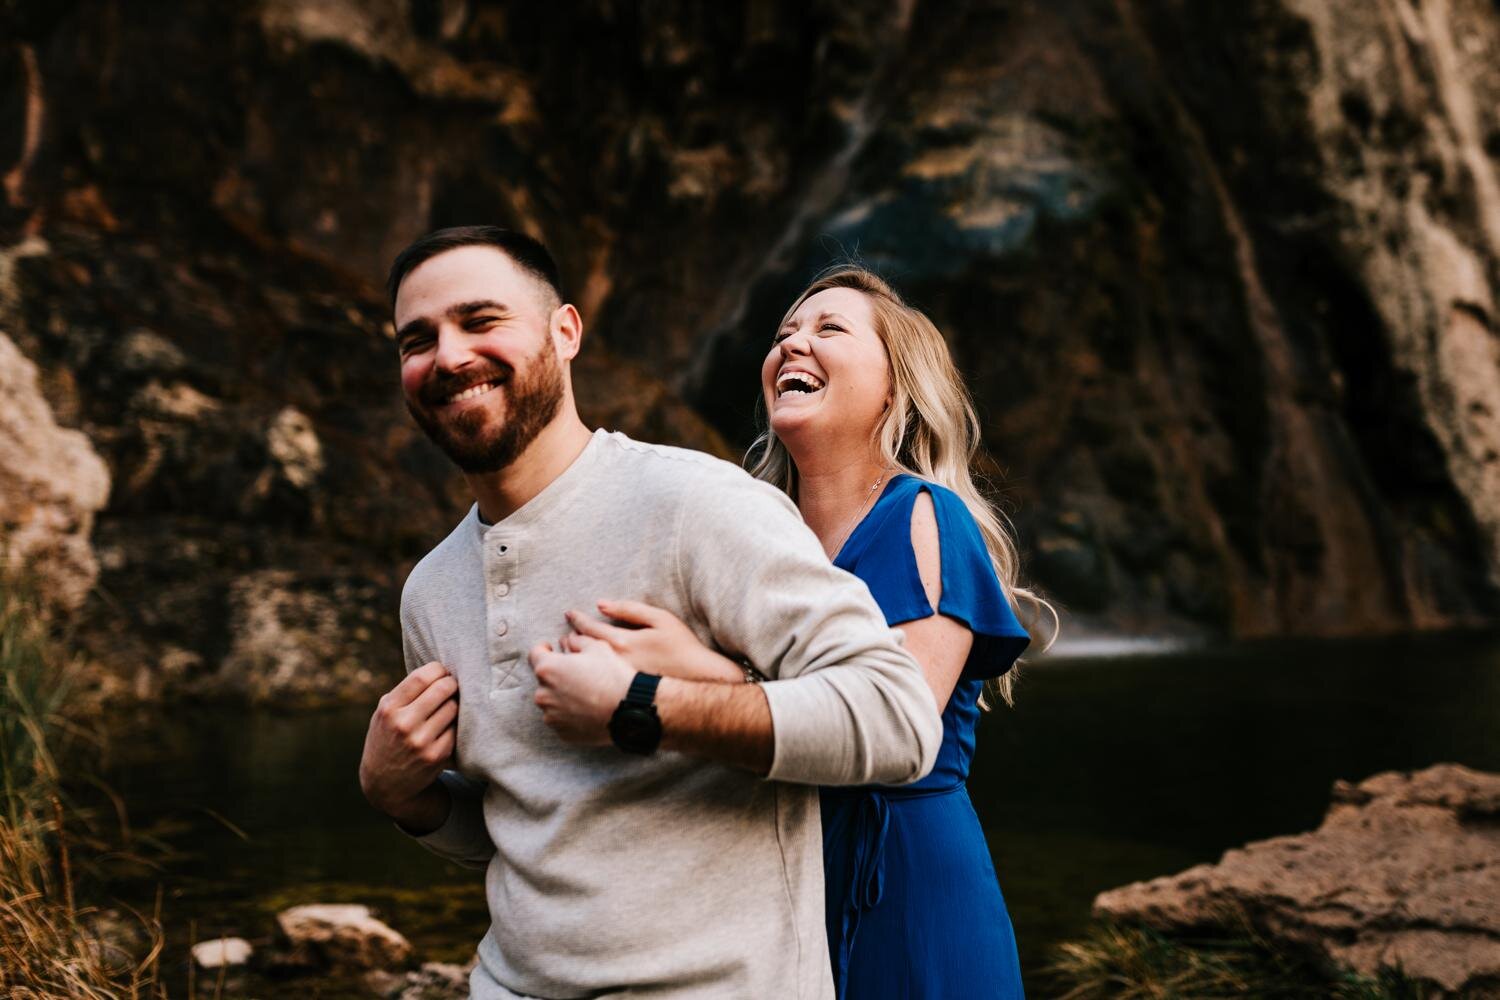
left=386, top=226, right=565, bottom=309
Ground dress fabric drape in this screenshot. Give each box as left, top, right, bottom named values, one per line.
left=821, top=475, right=1029, bottom=999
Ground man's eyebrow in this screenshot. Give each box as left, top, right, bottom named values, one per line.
left=395, top=300, right=511, bottom=345
left=448, top=299, right=511, bottom=318
left=395, top=316, right=434, bottom=344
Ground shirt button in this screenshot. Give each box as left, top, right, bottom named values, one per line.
left=495, top=621, right=509, bottom=637
left=494, top=583, right=511, bottom=598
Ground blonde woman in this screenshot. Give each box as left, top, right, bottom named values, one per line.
left=565, top=267, right=1051, bottom=998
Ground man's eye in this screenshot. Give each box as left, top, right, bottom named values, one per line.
left=399, top=336, right=433, bottom=354
left=467, top=316, right=499, bottom=329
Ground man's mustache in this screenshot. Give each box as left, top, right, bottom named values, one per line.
left=417, top=363, right=512, bottom=407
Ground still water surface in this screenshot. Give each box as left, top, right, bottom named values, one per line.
left=103, top=633, right=1500, bottom=986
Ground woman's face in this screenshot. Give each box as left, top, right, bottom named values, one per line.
left=761, top=287, right=891, bottom=446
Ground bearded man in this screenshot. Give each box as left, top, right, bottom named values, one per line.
left=358, top=226, right=940, bottom=1000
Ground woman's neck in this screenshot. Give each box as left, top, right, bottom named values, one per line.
left=790, top=446, right=892, bottom=559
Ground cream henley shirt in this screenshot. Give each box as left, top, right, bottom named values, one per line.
left=399, top=429, right=941, bottom=999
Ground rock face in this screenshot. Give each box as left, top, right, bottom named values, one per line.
left=0, top=324, right=109, bottom=611
left=1094, top=765, right=1500, bottom=996
left=275, top=903, right=413, bottom=972
left=1, top=0, right=1499, bottom=698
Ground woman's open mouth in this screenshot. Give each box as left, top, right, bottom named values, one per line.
left=775, top=370, right=827, bottom=399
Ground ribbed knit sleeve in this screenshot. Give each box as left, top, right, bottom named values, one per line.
left=673, top=475, right=941, bottom=787
left=399, top=591, right=495, bottom=869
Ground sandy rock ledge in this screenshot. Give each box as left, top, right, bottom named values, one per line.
left=1095, top=764, right=1500, bottom=996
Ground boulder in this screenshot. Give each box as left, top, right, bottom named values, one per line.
left=0, top=329, right=110, bottom=611
left=191, top=936, right=253, bottom=970
left=1094, top=764, right=1500, bottom=996
left=275, top=903, right=412, bottom=972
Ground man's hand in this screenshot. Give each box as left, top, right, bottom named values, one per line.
left=359, top=662, right=459, bottom=833
left=531, top=637, right=634, bottom=745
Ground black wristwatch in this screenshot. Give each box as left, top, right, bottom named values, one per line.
left=608, top=672, right=663, bottom=755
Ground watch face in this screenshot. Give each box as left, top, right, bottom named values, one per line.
left=609, top=706, right=661, bottom=754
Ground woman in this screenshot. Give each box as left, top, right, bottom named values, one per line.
left=566, top=266, right=1054, bottom=998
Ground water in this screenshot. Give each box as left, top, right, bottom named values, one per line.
left=101, top=633, right=1500, bottom=988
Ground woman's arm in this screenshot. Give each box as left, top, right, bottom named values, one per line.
left=564, top=600, right=747, bottom=683
left=899, top=491, right=973, bottom=713
left=572, top=490, right=976, bottom=709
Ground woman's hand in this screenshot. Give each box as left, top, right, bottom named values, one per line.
left=563, top=600, right=747, bottom=684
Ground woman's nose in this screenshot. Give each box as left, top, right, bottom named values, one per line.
left=779, top=331, right=810, bottom=358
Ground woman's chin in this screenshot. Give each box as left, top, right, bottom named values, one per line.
left=769, top=401, right=824, bottom=438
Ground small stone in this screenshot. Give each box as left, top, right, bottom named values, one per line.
left=191, top=937, right=253, bottom=969
left=276, top=903, right=412, bottom=971
left=368, top=959, right=476, bottom=1000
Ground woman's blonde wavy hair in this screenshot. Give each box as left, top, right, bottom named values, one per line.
left=746, top=266, right=1057, bottom=705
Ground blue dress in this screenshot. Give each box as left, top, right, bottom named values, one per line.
left=822, top=475, right=1029, bottom=999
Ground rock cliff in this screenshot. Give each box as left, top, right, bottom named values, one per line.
left=1, top=0, right=1497, bottom=700
left=0, top=323, right=109, bottom=611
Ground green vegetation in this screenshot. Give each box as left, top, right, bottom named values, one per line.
left=0, top=578, right=166, bottom=998
left=1046, top=923, right=1431, bottom=1000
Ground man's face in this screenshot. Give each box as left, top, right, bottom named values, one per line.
left=393, top=246, right=567, bottom=474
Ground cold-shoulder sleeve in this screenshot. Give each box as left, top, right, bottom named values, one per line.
left=852, top=480, right=1030, bottom=680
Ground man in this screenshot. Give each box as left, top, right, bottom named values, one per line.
left=359, top=226, right=941, bottom=999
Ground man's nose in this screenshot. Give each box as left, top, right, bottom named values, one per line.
left=432, top=325, right=476, bottom=373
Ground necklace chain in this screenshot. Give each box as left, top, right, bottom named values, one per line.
left=828, top=471, right=889, bottom=560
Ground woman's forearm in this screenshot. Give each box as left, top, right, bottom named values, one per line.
left=690, top=647, right=750, bottom=683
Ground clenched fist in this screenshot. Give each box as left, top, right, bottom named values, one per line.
left=359, top=662, right=460, bottom=833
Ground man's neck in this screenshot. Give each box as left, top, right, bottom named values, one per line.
left=465, top=413, right=594, bottom=524
left=787, top=441, right=890, bottom=558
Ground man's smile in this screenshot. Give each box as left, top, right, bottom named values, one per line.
left=441, top=379, right=502, bottom=406
left=419, top=368, right=511, bottom=409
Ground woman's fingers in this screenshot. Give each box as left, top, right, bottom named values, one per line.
left=597, top=599, right=666, bottom=627
left=566, top=609, right=627, bottom=645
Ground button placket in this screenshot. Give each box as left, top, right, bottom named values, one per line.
left=485, top=535, right=520, bottom=695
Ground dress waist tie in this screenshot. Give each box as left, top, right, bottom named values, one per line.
left=827, top=781, right=966, bottom=996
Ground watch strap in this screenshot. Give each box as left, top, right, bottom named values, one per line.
left=623, top=672, right=661, bottom=707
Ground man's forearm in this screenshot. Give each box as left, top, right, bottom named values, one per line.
left=385, top=780, right=452, bottom=836
left=656, top=677, right=773, bottom=774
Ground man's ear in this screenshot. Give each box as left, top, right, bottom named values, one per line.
left=551, top=303, right=584, bottom=362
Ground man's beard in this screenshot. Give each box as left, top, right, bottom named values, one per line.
left=406, top=341, right=566, bottom=475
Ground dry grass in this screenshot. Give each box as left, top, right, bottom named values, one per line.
left=0, top=579, right=168, bottom=999
left=1046, top=923, right=1431, bottom=1000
